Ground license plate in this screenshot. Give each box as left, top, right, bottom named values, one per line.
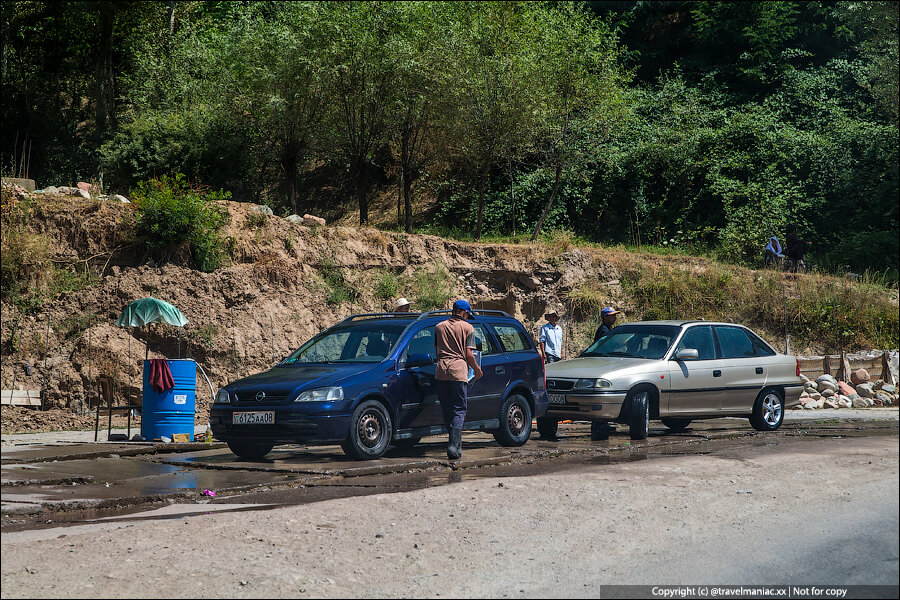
left=549, top=394, right=566, bottom=405
left=232, top=411, right=275, bottom=425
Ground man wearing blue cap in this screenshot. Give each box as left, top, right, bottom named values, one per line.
left=593, top=306, right=622, bottom=342
left=434, top=299, right=483, bottom=459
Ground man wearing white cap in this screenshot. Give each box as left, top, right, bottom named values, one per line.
left=393, top=297, right=411, bottom=313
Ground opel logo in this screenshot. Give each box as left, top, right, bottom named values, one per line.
left=255, top=391, right=266, bottom=401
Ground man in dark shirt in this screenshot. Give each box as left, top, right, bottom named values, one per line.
left=593, top=307, right=621, bottom=342
left=785, top=224, right=811, bottom=263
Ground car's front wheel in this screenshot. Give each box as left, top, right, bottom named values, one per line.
left=750, top=388, right=784, bottom=431
left=341, top=399, right=393, bottom=459
left=536, top=416, right=558, bottom=439
left=492, top=394, right=532, bottom=446
left=628, top=391, right=650, bottom=440
left=227, top=440, right=274, bottom=460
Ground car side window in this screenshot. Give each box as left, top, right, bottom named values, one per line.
left=404, top=326, right=436, bottom=359
left=675, top=326, right=716, bottom=360
left=492, top=324, right=533, bottom=353
left=744, top=329, right=776, bottom=356
left=471, top=323, right=498, bottom=355
left=715, top=326, right=755, bottom=359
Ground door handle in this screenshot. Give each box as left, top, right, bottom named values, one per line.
left=713, top=370, right=722, bottom=377
left=495, top=366, right=505, bottom=374
left=756, top=367, right=764, bottom=374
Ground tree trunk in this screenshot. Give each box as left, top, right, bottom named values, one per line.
left=475, top=162, right=490, bottom=241
left=531, top=163, right=562, bottom=242
left=280, top=148, right=299, bottom=216
left=94, top=1, right=116, bottom=141
left=403, top=165, right=413, bottom=234
left=356, top=160, right=369, bottom=225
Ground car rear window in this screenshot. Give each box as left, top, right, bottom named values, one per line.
left=745, top=329, right=777, bottom=356
left=492, top=323, right=533, bottom=353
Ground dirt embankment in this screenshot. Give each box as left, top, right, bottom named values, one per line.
left=0, top=195, right=892, bottom=434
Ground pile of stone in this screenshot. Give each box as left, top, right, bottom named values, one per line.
left=796, top=369, right=897, bottom=409
left=32, top=182, right=130, bottom=204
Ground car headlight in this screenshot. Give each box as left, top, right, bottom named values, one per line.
left=215, top=389, right=230, bottom=404
left=574, top=378, right=612, bottom=390
left=294, top=387, right=344, bottom=402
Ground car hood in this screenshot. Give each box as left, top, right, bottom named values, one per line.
left=545, top=356, right=656, bottom=378
left=225, top=363, right=373, bottom=397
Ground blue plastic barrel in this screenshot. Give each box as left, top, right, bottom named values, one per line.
left=142, top=359, right=196, bottom=442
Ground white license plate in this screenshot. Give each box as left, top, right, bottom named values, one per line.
left=549, top=394, right=566, bottom=405
left=232, top=411, right=275, bottom=425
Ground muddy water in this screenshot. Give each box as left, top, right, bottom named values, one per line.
left=2, top=419, right=896, bottom=532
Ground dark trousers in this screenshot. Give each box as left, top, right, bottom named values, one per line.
left=545, top=354, right=561, bottom=364
left=436, top=379, right=468, bottom=430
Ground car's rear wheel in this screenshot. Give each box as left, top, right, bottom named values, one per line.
left=492, top=394, right=532, bottom=446
left=750, top=388, right=784, bottom=431
left=628, top=391, right=650, bottom=440
left=227, top=440, right=274, bottom=460
left=661, top=417, right=692, bottom=431
left=341, top=399, right=393, bottom=459
left=536, top=416, right=558, bottom=439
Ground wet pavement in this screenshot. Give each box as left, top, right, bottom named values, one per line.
left=2, top=413, right=897, bottom=532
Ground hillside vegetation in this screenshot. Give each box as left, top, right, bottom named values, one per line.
left=1, top=190, right=897, bottom=422
left=2, top=1, right=898, bottom=279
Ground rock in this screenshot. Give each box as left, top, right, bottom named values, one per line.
left=303, top=213, right=326, bottom=226
left=285, top=214, right=304, bottom=224
left=114, top=194, right=129, bottom=204
left=850, top=394, right=868, bottom=408
left=817, top=380, right=838, bottom=393
left=821, top=388, right=835, bottom=398
left=475, top=284, right=490, bottom=295
left=74, top=188, right=90, bottom=199
left=799, top=391, right=810, bottom=399
left=802, top=402, right=815, bottom=410
left=872, top=398, right=884, bottom=407
left=855, top=382, right=875, bottom=398
left=815, top=374, right=837, bottom=385
left=837, top=381, right=855, bottom=396
left=517, top=274, right=541, bottom=290
left=799, top=374, right=810, bottom=383
left=875, top=392, right=891, bottom=405
left=77, top=181, right=92, bottom=192
left=810, top=391, right=822, bottom=400
left=850, top=369, right=870, bottom=386
left=823, top=399, right=838, bottom=409
left=252, top=205, right=274, bottom=216
left=873, top=380, right=886, bottom=391
left=837, top=398, right=852, bottom=408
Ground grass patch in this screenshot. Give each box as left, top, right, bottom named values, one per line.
left=320, top=256, right=360, bottom=306
left=374, top=268, right=400, bottom=301
left=414, top=262, right=453, bottom=311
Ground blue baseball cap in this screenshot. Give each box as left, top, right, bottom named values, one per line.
left=600, top=307, right=621, bottom=318
left=453, top=299, right=473, bottom=316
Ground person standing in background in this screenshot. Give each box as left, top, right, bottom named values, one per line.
left=539, top=308, right=563, bottom=364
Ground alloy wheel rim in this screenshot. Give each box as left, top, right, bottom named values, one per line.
left=763, top=393, right=782, bottom=426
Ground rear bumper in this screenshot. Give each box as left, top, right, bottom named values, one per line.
left=783, top=383, right=804, bottom=409
left=210, top=407, right=350, bottom=443
left=532, top=390, right=550, bottom=418
left=545, top=391, right=628, bottom=421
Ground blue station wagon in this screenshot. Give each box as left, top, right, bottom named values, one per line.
left=210, top=310, right=549, bottom=460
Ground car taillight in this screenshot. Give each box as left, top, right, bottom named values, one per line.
left=795, top=357, right=801, bottom=377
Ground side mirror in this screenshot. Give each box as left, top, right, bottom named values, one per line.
left=406, top=353, right=434, bottom=368
left=674, top=348, right=699, bottom=360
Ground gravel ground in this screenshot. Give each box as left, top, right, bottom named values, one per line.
left=1, top=422, right=897, bottom=598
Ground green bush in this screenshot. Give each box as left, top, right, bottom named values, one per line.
left=131, top=174, right=230, bottom=272
left=374, top=268, right=400, bottom=301
left=414, top=263, right=453, bottom=311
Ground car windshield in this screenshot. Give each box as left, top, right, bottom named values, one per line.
left=581, top=325, right=680, bottom=360
left=281, top=323, right=407, bottom=364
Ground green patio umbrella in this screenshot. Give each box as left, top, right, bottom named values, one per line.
left=115, top=296, right=189, bottom=328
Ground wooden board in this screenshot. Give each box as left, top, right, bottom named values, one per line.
left=1, top=390, right=42, bottom=407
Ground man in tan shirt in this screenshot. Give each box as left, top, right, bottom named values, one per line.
left=434, top=300, right=483, bottom=459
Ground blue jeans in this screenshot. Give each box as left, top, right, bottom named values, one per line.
left=436, top=379, right=468, bottom=430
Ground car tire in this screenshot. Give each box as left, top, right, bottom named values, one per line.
left=392, top=436, right=422, bottom=448
left=536, top=416, right=558, bottom=439
left=342, top=399, right=393, bottom=459
left=492, top=394, right=532, bottom=447
left=661, top=417, right=692, bottom=431
left=750, top=388, right=784, bottom=431
left=227, top=440, right=274, bottom=460
left=628, top=391, right=650, bottom=440
left=590, top=419, right=612, bottom=440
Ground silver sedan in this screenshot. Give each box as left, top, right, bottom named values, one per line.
left=538, top=321, right=803, bottom=440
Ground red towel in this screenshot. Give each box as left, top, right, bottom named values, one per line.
left=149, top=359, right=175, bottom=393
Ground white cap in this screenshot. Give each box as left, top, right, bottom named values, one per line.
left=393, top=297, right=410, bottom=310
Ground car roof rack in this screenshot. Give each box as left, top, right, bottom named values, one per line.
left=339, top=312, right=421, bottom=324
left=416, top=309, right=512, bottom=320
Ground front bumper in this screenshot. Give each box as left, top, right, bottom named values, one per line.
left=210, top=406, right=351, bottom=443
left=545, top=391, right=628, bottom=421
